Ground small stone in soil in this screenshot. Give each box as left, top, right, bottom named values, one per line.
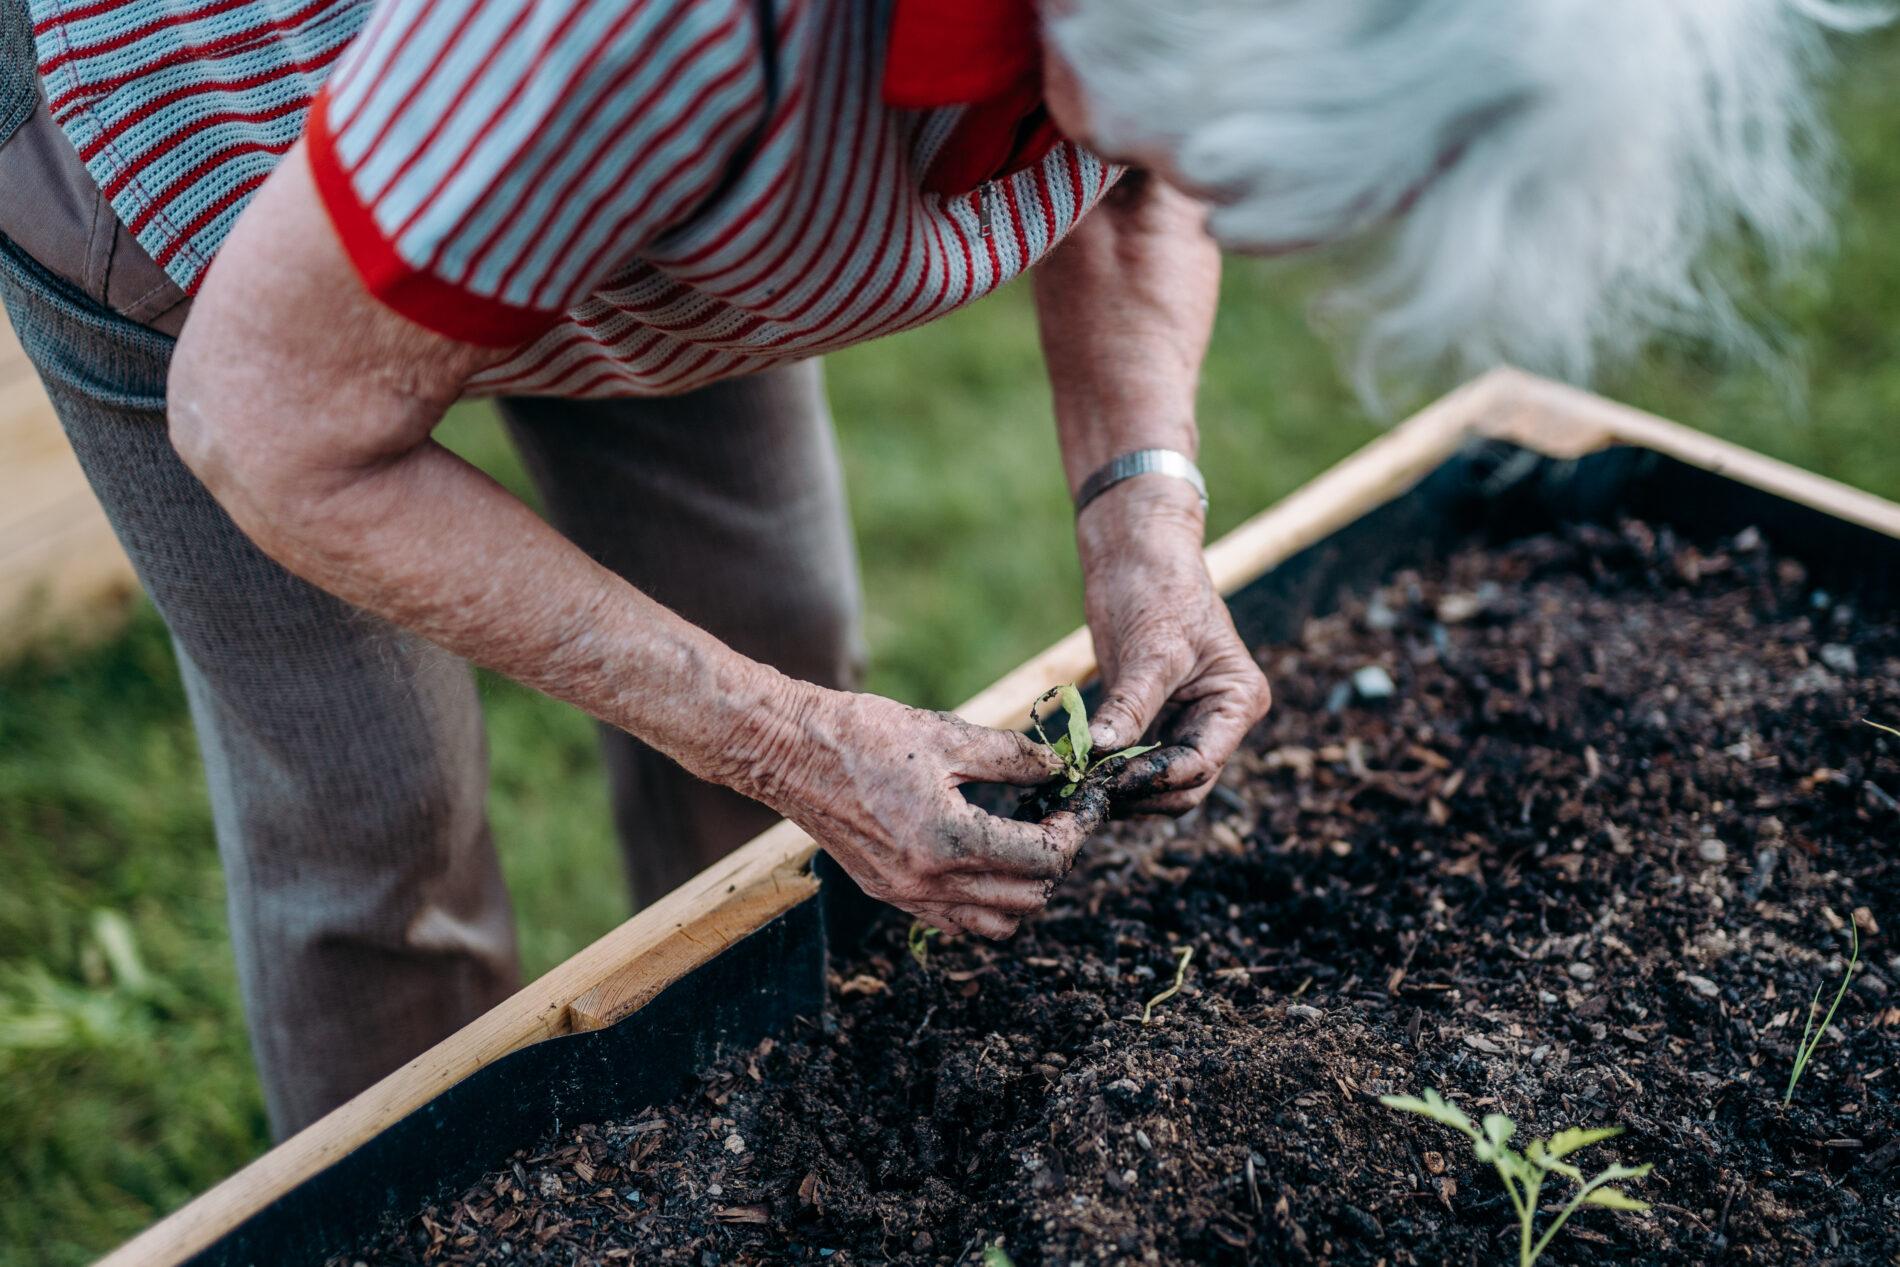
left=1435, top=591, right=1485, bottom=624
left=1698, top=838, right=1729, bottom=864
left=1819, top=643, right=1858, bottom=673
left=1567, top=962, right=1597, bottom=982
left=1351, top=665, right=1396, bottom=699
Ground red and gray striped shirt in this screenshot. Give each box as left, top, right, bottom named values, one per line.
left=29, top=0, right=1117, bottom=397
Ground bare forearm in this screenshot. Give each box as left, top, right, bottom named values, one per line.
left=217, top=438, right=789, bottom=783
left=167, top=144, right=1100, bottom=936
left=168, top=143, right=797, bottom=789
left=1032, top=171, right=1222, bottom=495
left=1031, top=172, right=1270, bottom=785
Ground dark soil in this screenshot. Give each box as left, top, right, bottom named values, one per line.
left=349, top=522, right=1898, bottom=1266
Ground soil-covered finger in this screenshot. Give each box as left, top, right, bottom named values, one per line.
left=1010, top=744, right=1203, bottom=826
left=936, top=871, right=1056, bottom=914
left=905, top=905, right=972, bottom=937
left=1087, top=656, right=1177, bottom=752
left=1118, top=784, right=1215, bottom=817
left=936, top=800, right=1080, bottom=878
left=932, top=903, right=1020, bottom=940
left=946, top=720, right=1065, bottom=786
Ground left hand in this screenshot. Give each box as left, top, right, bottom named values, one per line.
left=1077, top=477, right=1272, bottom=814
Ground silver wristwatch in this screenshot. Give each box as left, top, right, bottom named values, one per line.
left=1073, top=448, right=1208, bottom=517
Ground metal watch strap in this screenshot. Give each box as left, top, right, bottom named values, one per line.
left=1073, top=449, right=1208, bottom=517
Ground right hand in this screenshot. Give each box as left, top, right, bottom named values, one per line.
left=730, top=685, right=1091, bottom=938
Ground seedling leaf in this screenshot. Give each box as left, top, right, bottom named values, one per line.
left=1030, top=685, right=1160, bottom=801
left=982, top=1248, right=1016, bottom=1267
left=1784, top=922, right=1859, bottom=1104
left=907, top=920, right=939, bottom=969
left=1595, top=1162, right=1653, bottom=1183
left=1379, top=1089, right=1477, bottom=1138
left=1382, top=1088, right=1653, bottom=1267
left=1581, top=1187, right=1650, bottom=1211
left=1057, top=684, right=1091, bottom=767
left=1864, top=718, right=1899, bottom=737
left=1530, top=1152, right=1585, bottom=1183
left=1140, top=944, right=1194, bottom=1025
left=1546, top=1126, right=1621, bottom=1159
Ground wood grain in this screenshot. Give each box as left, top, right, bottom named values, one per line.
left=99, top=370, right=1898, bottom=1265
left=1472, top=368, right=1900, bottom=540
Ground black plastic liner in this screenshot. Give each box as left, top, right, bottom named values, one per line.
left=187, top=899, right=826, bottom=1266
left=186, top=439, right=1898, bottom=1265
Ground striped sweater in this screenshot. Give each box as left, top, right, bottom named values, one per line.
left=29, top=0, right=1117, bottom=397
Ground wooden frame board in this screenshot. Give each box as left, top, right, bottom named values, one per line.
left=99, top=369, right=1900, bottom=1266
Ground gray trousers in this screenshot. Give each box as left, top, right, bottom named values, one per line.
left=0, top=235, right=864, bottom=1137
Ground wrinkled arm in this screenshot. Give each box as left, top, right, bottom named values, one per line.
left=170, top=144, right=775, bottom=775
left=1033, top=172, right=1271, bottom=811
left=168, top=143, right=1087, bottom=936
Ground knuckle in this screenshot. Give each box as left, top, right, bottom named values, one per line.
left=1129, top=645, right=1186, bottom=681
left=1247, top=670, right=1273, bottom=715
left=928, top=817, right=975, bottom=864
left=912, top=848, right=951, bottom=878
left=998, top=885, right=1042, bottom=914
left=1168, top=786, right=1214, bottom=814
left=886, top=873, right=933, bottom=905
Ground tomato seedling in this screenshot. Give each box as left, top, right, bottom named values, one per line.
left=1380, top=1089, right=1653, bottom=1267
left=1030, top=684, right=1157, bottom=797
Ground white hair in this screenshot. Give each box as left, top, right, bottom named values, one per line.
left=1050, top=0, right=1888, bottom=408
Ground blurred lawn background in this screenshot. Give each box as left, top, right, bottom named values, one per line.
left=4, top=26, right=1900, bottom=1266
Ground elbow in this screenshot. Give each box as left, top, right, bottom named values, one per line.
left=166, top=358, right=330, bottom=559
left=168, top=333, right=320, bottom=532
left=167, top=332, right=250, bottom=503
left=168, top=388, right=239, bottom=500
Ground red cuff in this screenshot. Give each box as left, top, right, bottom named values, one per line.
left=305, top=92, right=562, bottom=349
left=882, top=0, right=1040, bottom=108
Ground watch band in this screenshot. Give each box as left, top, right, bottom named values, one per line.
left=1073, top=448, right=1208, bottom=517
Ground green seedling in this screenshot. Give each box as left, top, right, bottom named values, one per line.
left=907, top=919, right=940, bottom=969
left=1141, top=945, right=1194, bottom=1025
left=1865, top=718, right=1899, bottom=738
left=1031, top=684, right=1157, bottom=797
left=1380, top=1089, right=1651, bottom=1267
left=1784, top=921, right=1860, bottom=1105
left=981, top=1246, right=1016, bottom=1267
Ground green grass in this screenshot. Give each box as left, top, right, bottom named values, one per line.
left=4, top=27, right=1900, bottom=1265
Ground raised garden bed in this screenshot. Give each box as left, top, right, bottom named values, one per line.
left=348, top=516, right=1898, bottom=1266
left=103, top=372, right=1900, bottom=1267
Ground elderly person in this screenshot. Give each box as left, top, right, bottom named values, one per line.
left=0, top=0, right=1864, bottom=1135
